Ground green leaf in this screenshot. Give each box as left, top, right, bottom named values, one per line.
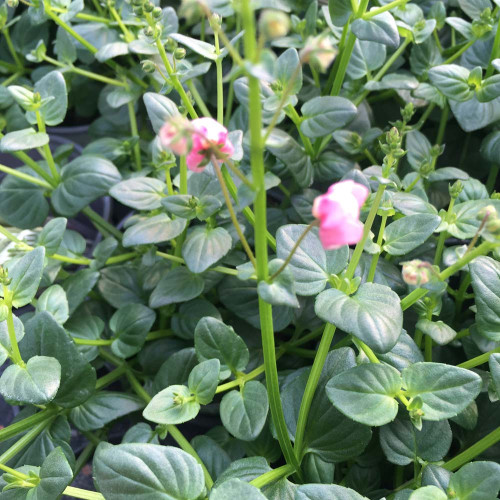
left=490, top=353, right=500, bottom=395
left=447, top=461, right=500, bottom=499
left=7, top=247, right=45, bottom=308
left=153, top=348, right=197, bottom=393
left=347, top=39, right=387, bottom=80
left=351, top=11, right=400, bottom=48
left=110, top=304, right=156, bottom=358
left=0, top=315, right=24, bottom=367
left=328, top=0, right=352, bottom=26
left=70, top=392, right=145, bottom=431
left=22, top=312, right=96, bottom=407
left=143, top=92, right=180, bottom=133
left=295, top=484, right=368, bottom=500
left=383, top=214, right=441, bottom=255
left=220, top=381, right=269, bottom=441
left=182, top=226, right=232, bottom=274
left=409, top=486, right=447, bottom=500
left=0, top=169, right=49, bottom=229
left=171, top=298, right=221, bottom=340
left=0, top=355, right=61, bottom=405
left=94, top=443, right=205, bottom=500
left=480, top=130, right=500, bottom=162
left=170, top=32, right=217, bottom=59
left=406, top=129, right=432, bottom=170
left=266, top=129, right=313, bottom=188
left=276, top=48, right=302, bottom=95
left=191, top=435, right=230, bottom=481
left=110, top=177, right=166, bottom=210
left=143, top=384, right=200, bottom=425
left=300, top=97, right=357, bottom=138
left=162, top=195, right=199, bottom=220
left=326, top=363, right=401, bottom=426
left=210, top=479, right=267, bottom=499
left=195, top=317, right=249, bottom=379
left=37, top=217, right=67, bottom=255
left=469, top=256, right=500, bottom=341
left=98, top=265, right=146, bottom=309
left=380, top=416, right=452, bottom=465
left=95, top=41, right=129, bottom=61
left=62, top=269, right=99, bottom=314
left=315, top=283, right=403, bottom=353
left=450, top=95, right=500, bottom=132
left=276, top=224, right=349, bottom=296
left=31, top=447, right=73, bottom=499
left=0, top=128, right=49, bottom=152
left=447, top=199, right=500, bottom=238
left=149, top=266, right=204, bottom=308
left=428, top=64, right=473, bottom=101
left=52, top=156, right=121, bottom=216
left=123, top=214, right=187, bottom=247
left=402, top=362, right=482, bottom=420
left=188, top=359, right=220, bottom=404
left=122, top=423, right=159, bottom=445
left=26, top=71, right=68, bottom=126
left=477, top=75, right=500, bottom=102
left=35, top=285, right=69, bottom=324
left=415, top=319, right=456, bottom=346
left=258, top=258, right=299, bottom=308
left=55, top=27, right=77, bottom=63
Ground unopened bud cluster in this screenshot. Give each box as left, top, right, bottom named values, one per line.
left=380, top=127, right=405, bottom=176
left=477, top=204, right=500, bottom=235
left=401, top=260, right=435, bottom=286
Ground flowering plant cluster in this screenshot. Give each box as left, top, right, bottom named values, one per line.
left=0, top=0, right=500, bottom=499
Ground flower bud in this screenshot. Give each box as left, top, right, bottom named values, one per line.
left=174, top=47, right=186, bottom=60
left=401, top=260, right=432, bottom=286
left=143, top=1, right=154, bottom=12
left=141, top=60, right=156, bottom=73
left=477, top=204, right=497, bottom=221
left=133, top=6, right=143, bottom=16
left=143, top=26, right=154, bottom=37
left=131, top=0, right=143, bottom=6
left=152, top=6, right=162, bottom=19
left=486, top=217, right=500, bottom=234
left=209, top=13, right=222, bottom=29
left=300, top=36, right=338, bottom=73
left=449, top=180, right=463, bottom=199
left=165, top=37, right=177, bottom=52
left=258, top=9, right=291, bottom=39
left=387, top=127, right=400, bottom=147
left=401, top=103, right=415, bottom=123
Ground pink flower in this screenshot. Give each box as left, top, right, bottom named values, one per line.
left=186, top=117, right=234, bottom=172
left=312, top=180, right=369, bottom=249
left=159, top=116, right=190, bottom=156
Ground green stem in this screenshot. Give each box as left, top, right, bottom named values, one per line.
left=440, top=241, right=494, bottom=280
left=443, top=426, right=500, bottom=471
left=458, top=346, right=500, bottom=370
left=82, top=207, right=123, bottom=241
left=269, top=221, right=317, bottom=281
left=413, top=103, right=436, bottom=131
left=250, top=464, right=295, bottom=488
left=95, top=365, right=128, bottom=390
left=0, top=418, right=55, bottom=464
left=366, top=214, right=388, bottom=282
left=362, top=0, right=408, bottom=19
left=330, top=0, right=370, bottom=96
left=156, top=251, right=240, bottom=276
left=11, top=150, right=57, bottom=186
left=294, top=323, right=336, bottom=458
left=214, top=32, right=224, bottom=124
left=345, top=184, right=386, bottom=280
left=0, top=163, right=52, bottom=189
left=444, top=39, right=475, bottom=64
left=485, top=18, right=500, bottom=78
left=186, top=81, right=212, bottom=117
left=434, top=197, right=455, bottom=265
left=212, top=156, right=257, bottom=268
left=179, top=156, right=188, bottom=195
left=353, top=337, right=380, bottom=364
left=1, top=72, right=22, bottom=87
left=353, top=37, right=411, bottom=106
left=2, top=288, right=23, bottom=366
left=486, top=164, right=499, bottom=194
left=241, top=0, right=299, bottom=474
left=286, top=105, right=314, bottom=156
left=435, top=103, right=449, bottom=146
left=424, top=335, right=433, bottom=361
left=63, top=486, right=105, bottom=500
left=127, top=101, right=142, bottom=171
left=108, top=2, right=134, bottom=42
left=401, top=288, right=428, bottom=310
left=72, top=337, right=113, bottom=346
left=2, top=28, right=23, bottom=69
left=35, top=111, right=60, bottom=182
left=0, top=408, right=58, bottom=443
left=404, top=174, right=421, bottom=193
left=44, top=56, right=127, bottom=87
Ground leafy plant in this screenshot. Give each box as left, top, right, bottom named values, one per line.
left=0, top=0, right=500, bottom=498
